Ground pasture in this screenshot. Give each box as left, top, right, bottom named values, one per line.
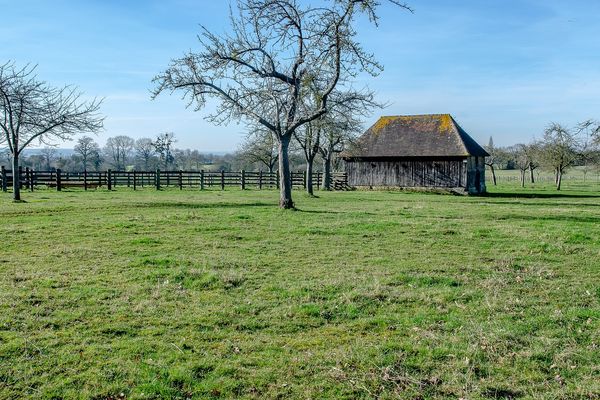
left=1, top=181, right=599, bottom=399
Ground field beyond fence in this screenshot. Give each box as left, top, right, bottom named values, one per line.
left=0, top=167, right=349, bottom=192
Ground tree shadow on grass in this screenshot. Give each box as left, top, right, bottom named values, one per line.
left=495, top=213, right=600, bottom=224
left=485, top=192, right=600, bottom=199
left=134, top=201, right=274, bottom=209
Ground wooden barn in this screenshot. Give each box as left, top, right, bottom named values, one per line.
left=343, top=114, right=489, bottom=194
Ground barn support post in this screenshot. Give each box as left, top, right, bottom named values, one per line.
left=1, top=166, right=6, bottom=192
left=56, top=169, right=62, bottom=191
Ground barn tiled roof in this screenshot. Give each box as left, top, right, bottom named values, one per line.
left=345, top=114, right=489, bottom=158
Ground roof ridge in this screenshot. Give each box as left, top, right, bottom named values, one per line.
left=378, top=113, right=452, bottom=118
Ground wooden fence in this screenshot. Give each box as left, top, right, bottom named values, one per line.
left=0, top=167, right=349, bottom=192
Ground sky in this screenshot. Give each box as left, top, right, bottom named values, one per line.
left=2, top=0, right=600, bottom=151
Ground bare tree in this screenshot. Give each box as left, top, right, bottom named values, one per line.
left=134, top=138, right=156, bottom=170
left=237, top=128, right=278, bottom=173
left=40, top=147, right=57, bottom=170
left=153, top=132, right=176, bottom=169
left=523, top=143, right=540, bottom=183
left=484, top=137, right=499, bottom=186
left=0, top=62, right=103, bottom=200
left=104, top=135, right=134, bottom=170
left=538, top=123, right=579, bottom=190
left=74, top=136, right=100, bottom=171
left=576, top=120, right=600, bottom=182
left=507, top=144, right=530, bottom=188
left=152, top=0, right=412, bottom=208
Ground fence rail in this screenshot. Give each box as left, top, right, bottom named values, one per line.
left=0, top=167, right=349, bottom=192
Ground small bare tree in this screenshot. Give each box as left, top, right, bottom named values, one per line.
left=539, top=123, right=579, bottom=190
left=576, top=120, right=600, bottom=182
left=134, top=138, right=156, bottom=170
left=104, top=135, right=134, bottom=170
left=0, top=62, right=103, bottom=200
left=152, top=0, right=411, bottom=208
left=523, top=143, right=540, bottom=183
left=508, top=144, right=530, bottom=188
left=74, top=136, right=101, bottom=171
left=484, top=137, right=498, bottom=186
left=153, top=132, right=176, bottom=169
left=40, top=147, right=58, bottom=170
left=237, top=128, right=278, bottom=173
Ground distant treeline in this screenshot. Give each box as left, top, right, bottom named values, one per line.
left=485, top=120, right=600, bottom=189
left=0, top=132, right=325, bottom=174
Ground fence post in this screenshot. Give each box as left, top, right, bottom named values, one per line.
left=107, top=169, right=112, bottom=190
left=259, top=171, right=263, bottom=190
left=221, top=170, right=225, bottom=190
left=200, top=170, right=204, bottom=190
left=1, top=166, right=6, bottom=192
left=133, top=171, right=137, bottom=191
left=179, top=170, right=183, bottom=190
left=241, top=170, right=245, bottom=190
left=276, top=172, right=280, bottom=189
left=30, top=169, right=35, bottom=192
left=25, top=168, right=30, bottom=191
left=127, top=172, right=131, bottom=187
left=303, top=171, right=307, bottom=189
left=56, top=169, right=62, bottom=191
left=18, top=166, right=23, bottom=189
left=155, top=168, right=161, bottom=190
left=84, top=170, right=88, bottom=191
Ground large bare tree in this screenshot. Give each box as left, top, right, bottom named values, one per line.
left=0, top=62, right=103, bottom=201
left=152, top=0, right=411, bottom=208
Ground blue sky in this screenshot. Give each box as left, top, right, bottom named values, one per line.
left=2, top=0, right=600, bottom=151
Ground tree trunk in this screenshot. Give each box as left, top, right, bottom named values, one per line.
left=556, top=170, right=562, bottom=191
left=322, top=150, right=332, bottom=191
left=529, top=166, right=535, bottom=183
left=12, top=152, right=21, bottom=201
left=277, top=136, right=294, bottom=209
left=306, top=157, right=314, bottom=195
left=489, top=165, right=497, bottom=186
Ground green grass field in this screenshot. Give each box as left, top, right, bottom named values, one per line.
left=1, top=181, right=599, bottom=399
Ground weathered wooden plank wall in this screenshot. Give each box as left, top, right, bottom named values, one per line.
left=345, top=159, right=467, bottom=188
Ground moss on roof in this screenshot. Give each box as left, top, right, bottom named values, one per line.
left=345, top=114, right=489, bottom=158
